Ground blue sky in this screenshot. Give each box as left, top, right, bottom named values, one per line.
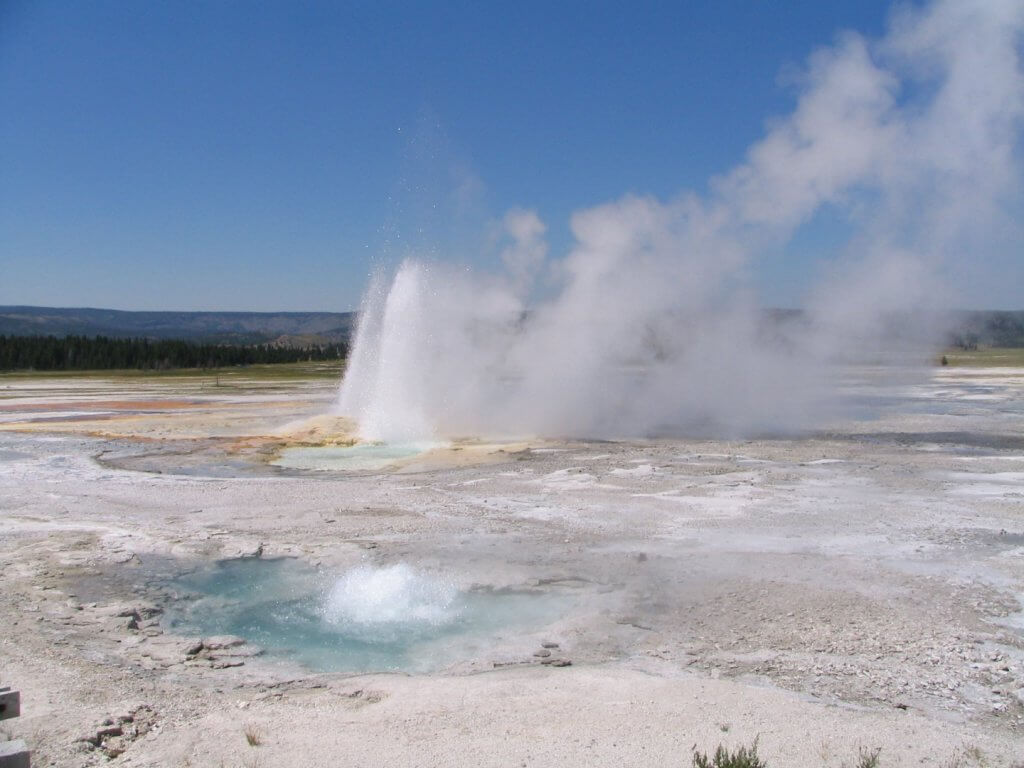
left=0, top=0, right=968, bottom=312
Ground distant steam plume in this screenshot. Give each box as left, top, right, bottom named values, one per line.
left=339, top=0, right=1024, bottom=442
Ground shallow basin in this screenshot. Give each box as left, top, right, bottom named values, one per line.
left=271, top=441, right=439, bottom=472
left=164, top=558, right=567, bottom=673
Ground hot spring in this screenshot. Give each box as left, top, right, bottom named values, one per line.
left=272, top=441, right=441, bottom=472
left=163, top=558, right=569, bottom=673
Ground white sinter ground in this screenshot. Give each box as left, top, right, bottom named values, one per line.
left=0, top=364, right=1023, bottom=766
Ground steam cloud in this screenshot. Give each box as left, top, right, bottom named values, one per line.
left=339, top=0, right=1024, bottom=442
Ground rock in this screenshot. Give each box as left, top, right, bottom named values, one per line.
left=541, top=657, right=572, bottom=667
left=203, top=635, right=246, bottom=650
left=210, top=645, right=263, bottom=658
left=533, top=649, right=552, bottom=658
left=136, top=604, right=163, bottom=619
left=233, top=541, right=264, bottom=558
left=212, top=658, right=245, bottom=669
left=541, top=641, right=560, bottom=649
left=109, top=606, right=144, bottom=629
left=184, top=641, right=204, bottom=657
left=96, top=724, right=123, bottom=739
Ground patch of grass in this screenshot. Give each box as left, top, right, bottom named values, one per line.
left=692, top=739, right=766, bottom=768
left=855, top=746, right=882, bottom=768
left=942, top=744, right=990, bottom=768
left=243, top=725, right=262, bottom=747
left=940, top=347, right=1024, bottom=367
left=963, top=745, right=984, bottom=764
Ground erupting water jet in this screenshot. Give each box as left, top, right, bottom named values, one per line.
left=338, top=0, right=1023, bottom=445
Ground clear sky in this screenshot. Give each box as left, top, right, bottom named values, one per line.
left=5, top=0, right=1008, bottom=313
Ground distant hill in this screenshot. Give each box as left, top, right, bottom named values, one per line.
left=2, top=305, right=1021, bottom=350
left=756, top=308, right=1024, bottom=348
left=0, top=306, right=356, bottom=346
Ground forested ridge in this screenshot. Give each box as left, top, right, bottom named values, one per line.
left=0, top=335, right=346, bottom=371
left=0, top=306, right=354, bottom=344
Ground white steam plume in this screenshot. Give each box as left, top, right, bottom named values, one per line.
left=339, top=0, right=1024, bottom=442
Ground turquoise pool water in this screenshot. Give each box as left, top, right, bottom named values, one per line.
left=271, top=441, right=439, bottom=472
left=164, top=558, right=566, bottom=673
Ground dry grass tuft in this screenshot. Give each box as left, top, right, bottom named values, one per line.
left=855, top=747, right=882, bottom=768
left=243, top=725, right=262, bottom=747
left=692, top=739, right=766, bottom=768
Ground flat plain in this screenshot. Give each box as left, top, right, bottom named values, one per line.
left=1, top=360, right=1023, bottom=767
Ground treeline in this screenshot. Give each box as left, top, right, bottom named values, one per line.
left=0, top=335, right=347, bottom=372
left=948, top=311, right=1024, bottom=349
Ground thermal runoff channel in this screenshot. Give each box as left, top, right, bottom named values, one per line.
left=339, top=0, right=1024, bottom=443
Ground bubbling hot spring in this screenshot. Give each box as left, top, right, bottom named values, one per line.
left=165, top=559, right=567, bottom=673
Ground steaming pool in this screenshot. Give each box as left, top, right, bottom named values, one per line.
left=163, top=558, right=570, bottom=673
left=271, top=441, right=441, bottom=472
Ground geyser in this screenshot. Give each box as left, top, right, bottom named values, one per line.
left=339, top=0, right=1024, bottom=443
left=165, top=559, right=568, bottom=673
left=338, top=263, right=442, bottom=443
left=323, top=564, right=459, bottom=633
